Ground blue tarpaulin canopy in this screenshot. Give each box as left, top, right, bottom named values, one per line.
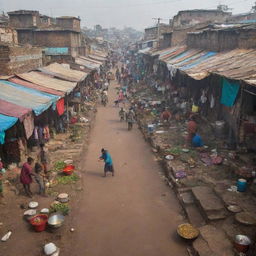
left=0, top=114, right=18, bottom=144
left=0, top=80, right=59, bottom=116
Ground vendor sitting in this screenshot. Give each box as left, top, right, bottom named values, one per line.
left=192, top=133, right=204, bottom=148
left=161, top=108, right=172, bottom=122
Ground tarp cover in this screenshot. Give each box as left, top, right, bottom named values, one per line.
left=0, top=99, right=31, bottom=121
left=17, top=71, right=77, bottom=93
left=0, top=81, right=57, bottom=116
left=0, top=114, right=18, bottom=132
left=0, top=114, right=18, bottom=144
left=221, top=78, right=240, bottom=107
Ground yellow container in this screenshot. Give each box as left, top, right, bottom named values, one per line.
left=192, top=105, right=199, bottom=113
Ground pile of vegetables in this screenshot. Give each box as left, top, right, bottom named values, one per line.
left=56, top=173, right=79, bottom=185
left=50, top=203, right=70, bottom=216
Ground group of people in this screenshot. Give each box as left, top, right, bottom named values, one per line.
left=20, top=144, right=49, bottom=197
left=119, top=107, right=136, bottom=130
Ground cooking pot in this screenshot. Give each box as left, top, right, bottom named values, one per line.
left=234, top=235, right=251, bottom=252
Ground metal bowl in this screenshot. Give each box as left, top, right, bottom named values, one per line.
left=177, top=223, right=200, bottom=240
left=47, top=213, right=65, bottom=228
left=234, top=235, right=251, bottom=252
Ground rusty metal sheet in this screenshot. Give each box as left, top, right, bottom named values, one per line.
left=17, top=71, right=76, bottom=93
left=39, top=63, right=87, bottom=82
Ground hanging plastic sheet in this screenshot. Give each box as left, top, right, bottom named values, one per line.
left=23, top=113, right=34, bottom=139
left=0, top=114, right=18, bottom=144
left=221, top=78, right=240, bottom=107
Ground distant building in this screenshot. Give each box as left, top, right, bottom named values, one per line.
left=8, top=10, right=83, bottom=59
left=227, top=12, right=256, bottom=23
left=8, top=10, right=40, bottom=28
left=187, top=23, right=256, bottom=51
left=172, top=9, right=231, bottom=28
left=144, top=24, right=171, bottom=41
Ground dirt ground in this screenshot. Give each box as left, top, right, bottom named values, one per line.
left=63, top=81, right=188, bottom=256
left=0, top=80, right=188, bottom=256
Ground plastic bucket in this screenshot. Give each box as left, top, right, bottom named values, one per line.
left=30, top=214, right=48, bottom=232
left=237, top=179, right=247, bottom=192
left=147, top=124, right=155, bottom=133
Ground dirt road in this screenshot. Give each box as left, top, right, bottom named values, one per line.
left=67, top=81, right=187, bottom=256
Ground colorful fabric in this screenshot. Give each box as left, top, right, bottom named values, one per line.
left=56, top=98, right=65, bottom=116
left=20, top=162, right=33, bottom=185
left=221, top=78, right=240, bottom=107
left=23, top=113, right=34, bottom=139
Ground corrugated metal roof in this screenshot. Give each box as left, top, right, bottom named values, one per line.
left=9, top=77, right=64, bottom=96
left=17, top=71, right=77, bottom=93
left=185, top=49, right=256, bottom=84
left=88, top=54, right=106, bottom=62
left=39, top=63, right=87, bottom=82
left=157, top=45, right=256, bottom=86
left=75, top=57, right=100, bottom=70
left=80, top=56, right=102, bottom=65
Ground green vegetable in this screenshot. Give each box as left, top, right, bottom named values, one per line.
left=50, top=203, right=70, bottom=215
left=165, top=147, right=182, bottom=155
left=54, top=161, right=66, bottom=171
left=56, top=174, right=79, bottom=185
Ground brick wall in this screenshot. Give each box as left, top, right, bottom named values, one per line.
left=0, top=45, right=42, bottom=75
left=0, top=27, right=18, bottom=44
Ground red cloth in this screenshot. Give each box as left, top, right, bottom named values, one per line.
left=56, top=98, right=65, bottom=116
left=20, top=162, right=33, bottom=185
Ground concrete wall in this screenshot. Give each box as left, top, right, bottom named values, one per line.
left=172, top=10, right=231, bottom=29
left=171, top=23, right=208, bottom=46
left=56, top=18, right=81, bottom=32
left=187, top=28, right=256, bottom=51
left=0, top=27, right=18, bottom=44
left=0, top=45, right=42, bottom=75
left=144, top=25, right=171, bottom=40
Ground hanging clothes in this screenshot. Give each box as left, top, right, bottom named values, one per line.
left=210, top=94, right=215, bottom=109
left=23, top=113, right=34, bottom=139
left=56, top=98, right=65, bottom=116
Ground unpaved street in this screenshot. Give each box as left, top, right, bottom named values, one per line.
left=66, top=81, right=187, bottom=256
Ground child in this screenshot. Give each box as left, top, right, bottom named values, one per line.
left=39, top=144, right=49, bottom=174
left=34, top=163, right=46, bottom=196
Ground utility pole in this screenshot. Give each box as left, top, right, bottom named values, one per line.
left=152, top=18, right=162, bottom=48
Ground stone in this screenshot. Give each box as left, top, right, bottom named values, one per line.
left=192, top=186, right=227, bottom=221
left=193, top=225, right=233, bottom=256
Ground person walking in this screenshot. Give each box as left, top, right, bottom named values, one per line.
left=99, top=148, right=114, bottom=177
left=20, top=157, right=34, bottom=197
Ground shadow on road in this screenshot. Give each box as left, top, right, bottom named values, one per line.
left=86, top=170, right=104, bottom=177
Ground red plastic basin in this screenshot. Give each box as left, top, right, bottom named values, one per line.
left=30, top=214, right=48, bottom=232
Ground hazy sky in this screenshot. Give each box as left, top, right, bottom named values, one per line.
left=0, top=0, right=254, bottom=30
